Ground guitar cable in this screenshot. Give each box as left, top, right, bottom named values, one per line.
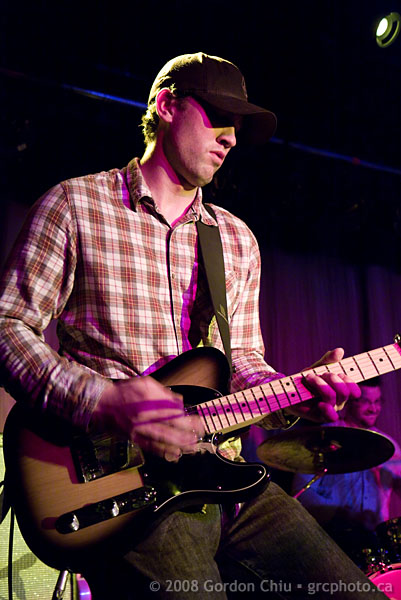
left=7, top=505, right=14, bottom=600
left=0, top=477, right=14, bottom=600
left=0, top=479, right=15, bottom=600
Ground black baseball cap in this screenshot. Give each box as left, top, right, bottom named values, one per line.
left=148, top=52, right=277, bottom=145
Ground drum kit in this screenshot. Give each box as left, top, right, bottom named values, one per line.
left=257, top=426, right=401, bottom=599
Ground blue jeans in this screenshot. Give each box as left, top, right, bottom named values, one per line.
left=83, top=482, right=388, bottom=599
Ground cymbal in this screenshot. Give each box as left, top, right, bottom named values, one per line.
left=256, top=426, right=395, bottom=474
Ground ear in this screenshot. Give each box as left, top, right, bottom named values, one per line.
left=155, top=88, right=176, bottom=124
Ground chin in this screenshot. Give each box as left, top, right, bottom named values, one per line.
left=194, top=175, right=214, bottom=188
left=196, top=165, right=220, bottom=187
left=182, top=170, right=213, bottom=188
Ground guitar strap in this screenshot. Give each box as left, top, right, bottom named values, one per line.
left=196, top=205, right=232, bottom=373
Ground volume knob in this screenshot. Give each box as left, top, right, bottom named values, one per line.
left=104, top=499, right=120, bottom=517
left=68, top=513, right=80, bottom=531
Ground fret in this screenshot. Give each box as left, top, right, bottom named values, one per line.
left=317, top=362, right=345, bottom=376
left=368, top=348, right=396, bottom=375
left=276, top=378, right=292, bottom=407
left=268, top=379, right=292, bottom=410
left=248, top=387, right=268, bottom=413
left=196, top=403, right=216, bottom=433
left=387, top=344, right=401, bottom=367
left=225, top=392, right=248, bottom=425
left=207, top=401, right=227, bottom=431
left=249, top=386, right=274, bottom=416
left=279, top=376, right=303, bottom=406
left=384, top=347, right=397, bottom=370
left=219, top=396, right=239, bottom=427
left=259, top=384, right=276, bottom=413
left=312, top=364, right=332, bottom=377
left=249, top=388, right=264, bottom=416
left=226, top=394, right=241, bottom=424
left=267, top=380, right=287, bottom=412
left=291, top=375, right=314, bottom=402
left=351, top=354, right=380, bottom=380
left=234, top=391, right=256, bottom=420
left=247, top=388, right=269, bottom=417
left=337, top=356, right=365, bottom=379
left=350, top=357, right=365, bottom=379
left=210, top=398, right=229, bottom=429
left=239, top=389, right=262, bottom=418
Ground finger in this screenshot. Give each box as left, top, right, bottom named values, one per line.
left=130, top=411, right=204, bottom=438
left=315, top=401, right=340, bottom=423
left=164, top=450, right=183, bottom=462
left=317, top=372, right=361, bottom=404
left=133, top=435, right=184, bottom=461
left=304, top=371, right=359, bottom=407
left=134, top=424, right=204, bottom=461
left=304, top=373, right=337, bottom=405
left=309, top=347, right=344, bottom=369
left=132, top=419, right=200, bottom=449
left=130, top=396, right=184, bottom=414
left=130, top=408, right=185, bottom=426
left=186, top=415, right=205, bottom=438
left=336, top=373, right=361, bottom=399
left=316, top=372, right=350, bottom=405
left=118, top=377, right=184, bottom=408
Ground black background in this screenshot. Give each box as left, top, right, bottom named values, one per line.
left=2, top=0, right=401, bottom=267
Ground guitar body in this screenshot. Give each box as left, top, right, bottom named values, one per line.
left=3, top=347, right=268, bottom=572
left=6, top=338, right=400, bottom=572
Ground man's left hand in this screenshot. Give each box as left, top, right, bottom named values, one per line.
left=285, top=348, right=361, bottom=422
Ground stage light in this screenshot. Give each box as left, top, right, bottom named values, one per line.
left=375, top=12, right=401, bottom=47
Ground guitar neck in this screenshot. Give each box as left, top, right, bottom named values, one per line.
left=196, top=341, right=401, bottom=436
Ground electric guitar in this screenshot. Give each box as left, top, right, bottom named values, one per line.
left=3, top=338, right=401, bottom=571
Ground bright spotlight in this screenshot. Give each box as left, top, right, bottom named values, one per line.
left=376, top=12, right=401, bottom=47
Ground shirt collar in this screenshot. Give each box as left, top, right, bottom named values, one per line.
left=125, top=158, right=217, bottom=226
left=125, top=158, right=153, bottom=210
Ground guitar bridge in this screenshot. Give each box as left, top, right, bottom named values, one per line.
left=71, top=435, right=144, bottom=482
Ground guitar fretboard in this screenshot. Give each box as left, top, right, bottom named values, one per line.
left=195, top=342, right=401, bottom=435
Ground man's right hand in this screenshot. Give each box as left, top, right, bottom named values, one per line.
left=91, top=377, right=204, bottom=461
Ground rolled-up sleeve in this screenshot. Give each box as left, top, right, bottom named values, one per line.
left=0, top=186, right=107, bottom=428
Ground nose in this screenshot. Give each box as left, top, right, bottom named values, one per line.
left=217, top=126, right=237, bottom=149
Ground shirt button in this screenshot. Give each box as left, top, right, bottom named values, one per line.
left=171, top=273, right=175, bottom=279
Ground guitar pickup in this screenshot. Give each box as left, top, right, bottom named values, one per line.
left=71, top=435, right=145, bottom=482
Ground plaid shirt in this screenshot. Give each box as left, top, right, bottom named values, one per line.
left=0, top=158, right=281, bottom=432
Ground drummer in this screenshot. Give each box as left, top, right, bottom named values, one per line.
left=292, top=378, right=401, bottom=552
